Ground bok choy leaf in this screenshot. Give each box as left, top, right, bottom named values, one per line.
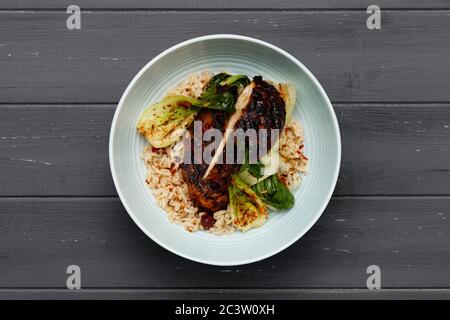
left=199, top=73, right=250, bottom=113
left=251, top=175, right=295, bottom=210
left=137, top=95, right=202, bottom=148
left=228, top=174, right=268, bottom=232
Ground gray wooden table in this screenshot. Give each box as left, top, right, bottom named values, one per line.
left=1, top=1, right=449, bottom=300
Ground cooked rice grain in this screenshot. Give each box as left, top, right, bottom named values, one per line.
left=277, top=120, right=308, bottom=189
left=166, top=71, right=213, bottom=98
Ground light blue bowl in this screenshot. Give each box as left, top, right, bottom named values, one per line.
left=109, top=35, right=341, bottom=266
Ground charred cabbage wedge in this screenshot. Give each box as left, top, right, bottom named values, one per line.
left=228, top=174, right=268, bottom=232
left=137, top=95, right=202, bottom=148
left=277, top=83, right=296, bottom=122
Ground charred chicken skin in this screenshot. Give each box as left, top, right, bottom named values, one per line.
left=235, top=76, right=286, bottom=156
left=180, top=110, right=239, bottom=214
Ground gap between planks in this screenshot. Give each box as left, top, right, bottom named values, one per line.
left=1, top=8, right=450, bottom=13
left=1, top=102, right=450, bottom=107
left=0, top=287, right=449, bottom=290
left=0, top=6, right=450, bottom=13
left=0, top=288, right=450, bottom=299
left=1, top=195, right=450, bottom=200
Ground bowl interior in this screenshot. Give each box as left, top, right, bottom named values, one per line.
left=110, top=35, right=340, bottom=265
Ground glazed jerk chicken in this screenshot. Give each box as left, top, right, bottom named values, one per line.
left=180, top=110, right=239, bottom=214
left=180, top=76, right=286, bottom=228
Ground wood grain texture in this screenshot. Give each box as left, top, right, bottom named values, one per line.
left=1, top=1, right=449, bottom=10
left=0, top=105, right=115, bottom=196
left=1, top=289, right=450, bottom=300
left=0, top=5, right=449, bottom=298
left=0, top=197, right=449, bottom=288
left=1, top=104, right=449, bottom=196
left=0, top=11, right=449, bottom=103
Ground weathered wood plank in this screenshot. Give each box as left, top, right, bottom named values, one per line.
left=1, top=289, right=450, bottom=300
left=0, top=11, right=449, bottom=103
left=1, top=1, right=449, bottom=10
left=0, top=105, right=115, bottom=196
left=1, top=104, right=449, bottom=196
left=0, top=197, right=449, bottom=288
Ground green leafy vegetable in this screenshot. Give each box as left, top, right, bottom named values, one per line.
left=219, top=74, right=250, bottom=91
left=251, top=175, right=294, bottom=210
left=240, top=149, right=264, bottom=179
left=228, top=174, right=268, bottom=232
left=238, top=140, right=281, bottom=185
left=200, top=73, right=229, bottom=100
left=243, top=162, right=264, bottom=179
left=137, top=95, right=202, bottom=148
left=199, top=73, right=250, bottom=113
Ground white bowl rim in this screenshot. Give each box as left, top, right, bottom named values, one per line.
left=109, top=34, right=342, bottom=266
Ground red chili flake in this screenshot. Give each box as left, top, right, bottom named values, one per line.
left=177, top=101, right=192, bottom=108
left=279, top=174, right=288, bottom=185
left=151, top=147, right=159, bottom=153
left=170, top=164, right=177, bottom=175
left=301, top=154, right=309, bottom=161
left=200, top=213, right=216, bottom=230
left=299, top=144, right=304, bottom=149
